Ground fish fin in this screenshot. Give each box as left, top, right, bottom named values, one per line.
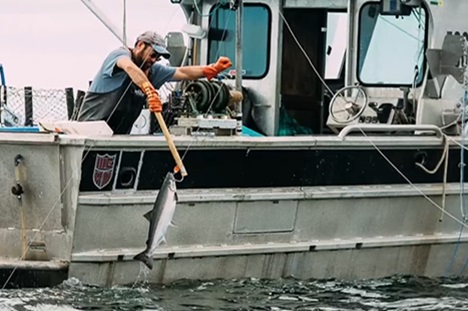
left=160, top=237, right=167, bottom=245
left=170, top=221, right=178, bottom=228
left=133, top=250, right=154, bottom=270
left=143, top=210, right=152, bottom=222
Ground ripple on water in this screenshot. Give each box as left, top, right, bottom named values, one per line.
left=0, top=275, right=467, bottom=310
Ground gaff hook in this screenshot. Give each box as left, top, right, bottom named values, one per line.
left=173, top=166, right=184, bottom=183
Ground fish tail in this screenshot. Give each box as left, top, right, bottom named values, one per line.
left=133, top=251, right=154, bottom=270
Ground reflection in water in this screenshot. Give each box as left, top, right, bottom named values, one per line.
left=1, top=275, right=468, bottom=310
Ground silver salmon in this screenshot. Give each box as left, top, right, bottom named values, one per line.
left=134, top=172, right=178, bottom=269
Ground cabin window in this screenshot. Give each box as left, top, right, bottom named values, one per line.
left=357, top=3, right=426, bottom=86
left=208, top=4, right=271, bottom=79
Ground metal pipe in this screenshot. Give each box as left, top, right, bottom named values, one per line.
left=235, top=0, right=244, bottom=134
left=0, top=64, right=5, bottom=127
left=73, top=90, right=86, bottom=121
left=0, top=64, right=5, bottom=85
left=123, top=0, right=127, bottom=45
left=65, top=88, right=75, bottom=120
left=24, top=87, right=33, bottom=126
left=80, top=0, right=126, bottom=46
left=338, top=124, right=443, bottom=140
left=0, top=260, right=68, bottom=271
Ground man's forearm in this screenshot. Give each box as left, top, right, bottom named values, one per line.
left=117, top=57, right=151, bottom=89
left=173, top=57, right=232, bottom=81
left=173, top=66, right=206, bottom=80
left=126, top=65, right=152, bottom=88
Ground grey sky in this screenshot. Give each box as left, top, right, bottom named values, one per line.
left=0, top=0, right=185, bottom=90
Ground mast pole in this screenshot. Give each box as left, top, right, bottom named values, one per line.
left=235, top=0, right=244, bottom=134
left=80, top=0, right=126, bottom=45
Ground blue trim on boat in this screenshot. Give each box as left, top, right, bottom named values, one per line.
left=242, top=126, right=264, bottom=137
left=0, top=127, right=40, bottom=133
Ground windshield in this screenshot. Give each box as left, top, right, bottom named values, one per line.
left=358, top=3, right=426, bottom=86
left=208, top=4, right=271, bottom=79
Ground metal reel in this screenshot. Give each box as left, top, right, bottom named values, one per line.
left=185, top=81, right=210, bottom=113
left=329, top=85, right=368, bottom=124
left=184, top=80, right=230, bottom=114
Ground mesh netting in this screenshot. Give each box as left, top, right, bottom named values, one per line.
left=4, top=86, right=69, bottom=125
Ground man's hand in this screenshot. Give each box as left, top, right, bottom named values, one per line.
left=141, top=82, right=162, bottom=113
left=202, top=56, right=232, bottom=80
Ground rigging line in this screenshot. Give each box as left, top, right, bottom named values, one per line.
left=446, top=221, right=466, bottom=276
left=452, top=222, right=467, bottom=275
left=78, top=3, right=182, bottom=126
left=358, top=127, right=468, bottom=229
left=441, top=138, right=450, bottom=222
left=452, top=40, right=468, bottom=275
left=271, top=0, right=467, bottom=226
left=411, top=7, right=425, bottom=32
left=446, top=178, right=466, bottom=275
left=1, top=142, right=99, bottom=290
left=453, top=79, right=468, bottom=276
left=2, top=5, right=183, bottom=288
left=272, top=1, right=333, bottom=96
left=446, top=136, right=468, bottom=151
left=193, top=0, right=223, bottom=18
left=461, top=90, right=468, bottom=220
left=412, top=5, right=424, bottom=110
left=179, top=6, right=234, bottom=162
left=379, top=15, right=422, bottom=42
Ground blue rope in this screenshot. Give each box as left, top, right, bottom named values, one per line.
left=446, top=90, right=468, bottom=276
left=459, top=90, right=468, bottom=275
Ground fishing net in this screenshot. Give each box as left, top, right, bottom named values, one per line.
left=3, top=86, right=69, bottom=125
left=277, top=105, right=314, bottom=136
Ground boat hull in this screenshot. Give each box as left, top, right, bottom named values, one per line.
left=69, top=184, right=468, bottom=286
left=0, top=133, right=467, bottom=286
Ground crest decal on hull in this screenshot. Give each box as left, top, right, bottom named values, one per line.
left=93, top=154, right=116, bottom=189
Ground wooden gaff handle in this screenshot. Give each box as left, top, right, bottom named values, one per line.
left=154, top=112, right=188, bottom=177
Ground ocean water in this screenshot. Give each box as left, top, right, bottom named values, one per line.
left=1, top=275, right=468, bottom=310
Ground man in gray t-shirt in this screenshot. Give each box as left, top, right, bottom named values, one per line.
left=77, top=30, right=232, bottom=134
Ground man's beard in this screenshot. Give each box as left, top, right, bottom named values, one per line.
left=132, top=52, right=149, bottom=69
left=133, top=55, right=143, bottom=67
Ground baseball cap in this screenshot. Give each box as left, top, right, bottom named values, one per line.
left=136, top=31, right=171, bottom=59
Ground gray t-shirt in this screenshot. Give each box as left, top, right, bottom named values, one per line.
left=77, top=47, right=176, bottom=134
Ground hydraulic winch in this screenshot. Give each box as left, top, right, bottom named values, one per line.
left=164, top=80, right=243, bottom=136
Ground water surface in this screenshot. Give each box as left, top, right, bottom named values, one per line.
left=1, top=275, right=468, bottom=310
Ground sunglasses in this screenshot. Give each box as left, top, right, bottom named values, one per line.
left=143, top=43, right=162, bottom=61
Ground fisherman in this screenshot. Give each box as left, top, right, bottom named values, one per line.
left=77, top=30, right=232, bottom=134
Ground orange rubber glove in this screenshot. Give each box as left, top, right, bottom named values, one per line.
left=141, top=82, right=162, bottom=113
left=202, top=56, right=232, bottom=80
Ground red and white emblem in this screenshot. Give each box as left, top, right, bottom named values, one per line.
left=93, top=153, right=117, bottom=189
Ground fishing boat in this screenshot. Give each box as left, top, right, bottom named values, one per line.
left=1, top=0, right=468, bottom=287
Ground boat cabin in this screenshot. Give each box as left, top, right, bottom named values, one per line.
left=167, top=0, right=465, bottom=137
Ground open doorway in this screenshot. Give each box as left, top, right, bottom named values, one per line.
left=280, top=9, right=347, bottom=135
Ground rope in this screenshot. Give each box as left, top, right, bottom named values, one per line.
left=415, top=136, right=450, bottom=221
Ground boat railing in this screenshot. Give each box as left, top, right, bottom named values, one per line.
left=338, top=124, right=444, bottom=140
